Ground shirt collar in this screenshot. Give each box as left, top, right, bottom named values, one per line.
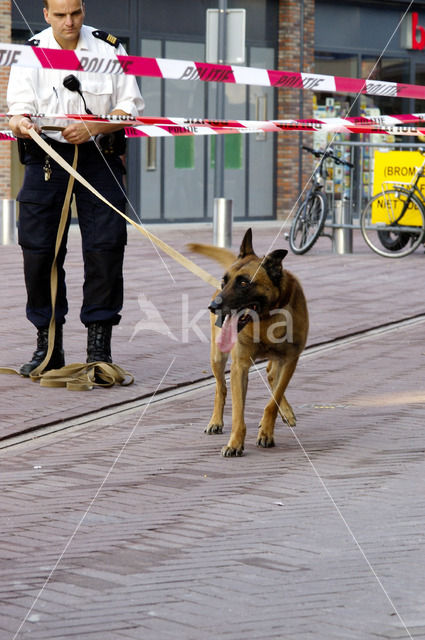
left=75, top=25, right=90, bottom=51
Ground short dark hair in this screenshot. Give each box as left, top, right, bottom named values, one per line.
left=43, top=1, right=85, bottom=9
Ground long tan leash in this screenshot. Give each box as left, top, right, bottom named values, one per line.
left=0, top=142, right=86, bottom=386
left=1, top=129, right=220, bottom=390
left=28, top=129, right=221, bottom=290
left=30, top=143, right=78, bottom=379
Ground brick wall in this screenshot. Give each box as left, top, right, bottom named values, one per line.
left=277, top=0, right=315, bottom=220
left=0, top=0, right=11, bottom=199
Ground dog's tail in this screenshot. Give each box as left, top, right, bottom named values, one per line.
left=187, top=243, right=237, bottom=268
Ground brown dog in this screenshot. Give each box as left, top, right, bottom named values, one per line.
left=188, top=228, right=309, bottom=456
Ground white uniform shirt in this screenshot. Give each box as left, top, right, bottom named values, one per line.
left=7, top=24, right=145, bottom=143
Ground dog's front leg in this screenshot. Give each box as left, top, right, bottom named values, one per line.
left=258, top=358, right=298, bottom=447
left=205, top=315, right=229, bottom=434
left=222, top=357, right=250, bottom=457
left=206, top=343, right=228, bottom=434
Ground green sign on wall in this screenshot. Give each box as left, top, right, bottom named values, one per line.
left=174, top=137, right=195, bottom=169
left=210, top=134, right=243, bottom=170
left=174, top=134, right=243, bottom=170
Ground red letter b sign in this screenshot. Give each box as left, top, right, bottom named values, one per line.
left=402, top=12, right=425, bottom=50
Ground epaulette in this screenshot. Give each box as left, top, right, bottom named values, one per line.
left=92, top=30, right=120, bottom=48
left=26, top=38, right=40, bottom=47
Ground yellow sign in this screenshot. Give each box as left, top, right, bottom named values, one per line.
left=372, top=151, right=425, bottom=226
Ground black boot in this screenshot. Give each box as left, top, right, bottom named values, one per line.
left=20, top=326, right=65, bottom=377
left=86, top=322, right=113, bottom=363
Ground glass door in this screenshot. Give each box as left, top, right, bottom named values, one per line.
left=139, top=39, right=276, bottom=222
left=163, top=41, right=206, bottom=221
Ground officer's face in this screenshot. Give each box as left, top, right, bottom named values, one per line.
left=43, top=0, right=85, bottom=50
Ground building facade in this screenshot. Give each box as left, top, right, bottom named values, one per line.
left=2, top=0, right=425, bottom=223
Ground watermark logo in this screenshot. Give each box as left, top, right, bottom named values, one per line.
left=130, top=294, right=294, bottom=345
left=130, top=294, right=179, bottom=342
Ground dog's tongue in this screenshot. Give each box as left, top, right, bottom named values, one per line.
left=216, top=314, right=238, bottom=353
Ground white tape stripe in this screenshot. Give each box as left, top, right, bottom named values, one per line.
left=137, top=125, right=172, bottom=137
left=301, top=73, right=336, bottom=93
left=232, top=66, right=270, bottom=87
left=385, top=116, right=402, bottom=125
left=156, top=58, right=194, bottom=80
left=192, top=127, right=218, bottom=135
left=0, top=44, right=36, bottom=68
left=366, top=79, right=398, bottom=97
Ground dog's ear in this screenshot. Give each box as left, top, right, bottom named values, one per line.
left=238, top=228, right=255, bottom=258
left=262, top=249, right=288, bottom=286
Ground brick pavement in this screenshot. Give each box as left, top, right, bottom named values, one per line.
left=1, top=314, right=425, bottom=639
left=0, top=222, right=424, bottom=440
left=0, top=222, right=425, bottom=639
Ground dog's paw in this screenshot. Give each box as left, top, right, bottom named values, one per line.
left=221, top=444, right=244, bottom=457
left=256, top=431, right=275, bottom=448
left=205, top=423, right=223, bottom=434
left=280, top=407, right=296, bottom=428
left=283, top=414, right=296, bottom=428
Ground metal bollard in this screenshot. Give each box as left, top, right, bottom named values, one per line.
left=213, top=197, right=232, bottom=248
left=333, top=198, right=352, bottom=255
left=1, top=199, right=17, bottom=245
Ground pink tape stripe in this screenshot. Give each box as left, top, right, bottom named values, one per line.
left=194, top=62, right=235, bottom=83
left=397, top=83, right=425, bottom=99
left=334, top=77, right=367, bottom=94
left=117, top=55, right=162, bottom=77
left=32, top=47, right=81, bottom=71
left=388, top=113, right=421, bottom=122
left=267, top=70, right=304, bottom=89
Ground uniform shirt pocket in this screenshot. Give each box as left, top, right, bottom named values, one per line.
left=81, top=74, right=114, bottom=113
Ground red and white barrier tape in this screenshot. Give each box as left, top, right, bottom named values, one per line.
left=3, top=112, right=425, bottom=138
left=123, top=123, right=425, bottom=138
left=128, top=124, right=425, bottom=137
left=3, top=111, right=425, bottom=128
left=0, top=131, right=14, bottom=140
left=2, top=41, right=425, bottom=100
left=3, top=121, right=425, bottom=140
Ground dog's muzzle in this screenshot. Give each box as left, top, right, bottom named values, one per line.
left=208, top=295, right=226, bottom=327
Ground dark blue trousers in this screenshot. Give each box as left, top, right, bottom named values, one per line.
left=17, top=140, right=127, bottom=328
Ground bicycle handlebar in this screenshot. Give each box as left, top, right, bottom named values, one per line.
left=302, top=145, right=354, bottom=168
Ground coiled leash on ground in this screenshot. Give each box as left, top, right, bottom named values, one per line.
left=0, top=128, right=220, bottom=391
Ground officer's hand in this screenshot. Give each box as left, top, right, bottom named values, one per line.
left=62, top=122, right=93, bottom=145
left=9, top=116, right=40, bottom=139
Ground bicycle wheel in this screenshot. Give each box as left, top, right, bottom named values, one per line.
left=360, top=188, right=425, bottom=258
left=289, top=191, right=327, bottom=255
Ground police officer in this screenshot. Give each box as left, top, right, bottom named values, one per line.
left=7, top=0, right=144, bottom=376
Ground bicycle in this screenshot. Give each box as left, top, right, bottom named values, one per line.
left=360, top=152, right=425, bottom=258
left=288, top=146, right=354, bottom=255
